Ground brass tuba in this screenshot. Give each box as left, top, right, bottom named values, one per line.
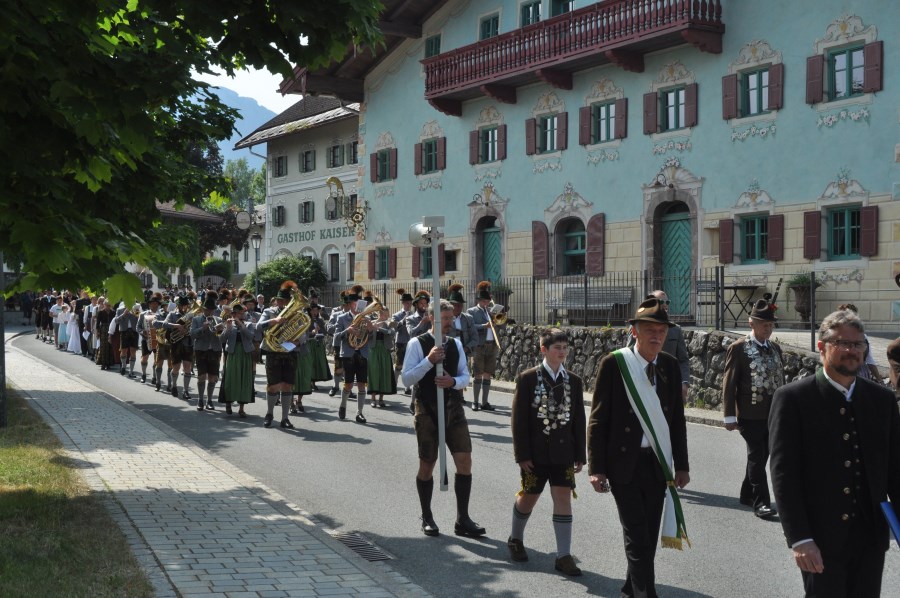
left=263, top=288, right=311, bottom=352
left=165, top=300, right=204, bottom=344
left=347, top=297, right=383, bottom=350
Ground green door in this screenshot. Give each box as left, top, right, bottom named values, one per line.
left=659, top=212, right=691, bottom=314
left=482, top=227, right=502, bottom=282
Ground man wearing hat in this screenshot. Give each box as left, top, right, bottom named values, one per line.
left=467, top=281, right=502, bottom=411
left=721, top=298, right=784, bottom=519
left=332, top=285, right=376, bottom=423
left=157, top=295, right=197, bottom=400
left=137, top=293, right=163, bottom=384
left=405, top=290, right=434, bottom=411
left=587, top=297, right=690, bottom=598
left=190, top=292, right=224, bottom=411
left=115, top=300, right=141, bottom=378
left=326, top=290, right=351, bottom=397
left=257, top=281, right=304, bottom=429
left=446, top=283, right=478, bottom=364
left=392, top=289, right=415, bottom=395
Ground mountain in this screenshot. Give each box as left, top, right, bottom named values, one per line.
left=211, top=87, right=278, bottom=165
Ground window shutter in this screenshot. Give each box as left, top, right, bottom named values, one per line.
left=411, top=246, right=420, bottom=278
left=309, top=201, right=315, bottom=223
left=805, top=55, right=824, bottom=104
left=437, top=137, right=446, bottom=170
left=803, top=211, right=821, bottom=260
left=578, top=106, right=591, bottom=145
left=271, top=207, right=277, bottom=226
left=614, top=98, right=628, bottom=139
left=368, top=250, right=376, bottom=280
left=338, top=144, right=345, bottom=166
left=767, top=214, right=784, bottom=261
left=556, top=111, right=568, bottom=151
left=643, top=92, right=658, bottom=135
left=389, top=148, right=398, bottom=180
left=859, top=205, right=878, bottom=256
left=298, top=203, right=304, bottom=223
left=721, top=74, right=738, bottom=119
left=586, top=213, right=606, bottom=276
left=532, top=221, right=550, bottom=279
left=768, top=63, right=785, bottom=110
left=469, top=130, right=479, bottom=164
left=310, top=149, right=316, bottom=171
left=369, top=152, right=377, bottom=182
left=388, top=248, right=397, bottom=279
left=438, top=243, right=446, bottom=275
left=684, top=83, right=698, bottom=128
left=414, top=143, right=423, bottom=175
left=525, top=118, right=536, bottom=155
left=497, top=124, right=507, bottom=160
left=863, top=41, right=883, bottom=93
left=718, top=219, right=734, bottom=264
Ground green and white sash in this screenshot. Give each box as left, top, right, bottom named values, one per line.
left=613, top=348, right=691, bottom=550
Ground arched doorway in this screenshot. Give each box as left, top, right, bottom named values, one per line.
left=554, top=217, right=586, bottom=276
left=478, top=216, right=502, bottom=283
left=659, top=203, right=691, bottom=314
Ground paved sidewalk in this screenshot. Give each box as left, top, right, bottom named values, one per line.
left=4, top=335, right=423, bottom=598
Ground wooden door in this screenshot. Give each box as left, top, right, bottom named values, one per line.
left=660, top=212, right=691, bottom=315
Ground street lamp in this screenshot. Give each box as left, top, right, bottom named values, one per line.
left=250, top=232, right=262, bottom=296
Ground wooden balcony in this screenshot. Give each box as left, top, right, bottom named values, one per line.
left=422, top=0, right=724, bottom=116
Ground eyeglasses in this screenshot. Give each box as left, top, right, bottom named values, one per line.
left=827, top=339, right=868, bottom=351
left=661, top=300, right=671, bottom=305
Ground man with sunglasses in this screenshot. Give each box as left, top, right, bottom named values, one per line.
left=770, top=309, right=900, bottom=597
left=627, top=291, right=690, bottom=402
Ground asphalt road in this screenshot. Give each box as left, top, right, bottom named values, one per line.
left=11, top=335, right=900, bottom=597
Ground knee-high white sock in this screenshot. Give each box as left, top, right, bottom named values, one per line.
left=552, top=513, right=573, bottom=557
left=511, top=504, right=531, bottom=541
left=280, top=392, right=290, bottom=420
left=197, top=379, right=206, bottom=399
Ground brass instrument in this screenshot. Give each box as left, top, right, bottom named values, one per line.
left=219, top=296, right=241, bottom=322
left=347, top=297, right=383, bottom=350
left=165, top=301, right=204, bottom=344
left=489, top=301, right=508, bottom=326
left=263, top=288, right=311, bottom=352
left=485, top=301, right=503, bottom=349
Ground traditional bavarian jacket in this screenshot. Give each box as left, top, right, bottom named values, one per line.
left=405, top=309, right=432, bottom=339
left=221, top=321, right=256, bottom=353
left=466, top=304, right=504, bottom=347
left=326, top=307, right=346, bottom=348
left=722, top=335, right=785, bottom=421
left=447, top=310, right=478, bottom=354
left=189, top=314, right=223, bottom=352
left=332, top=310, right=373, bottom=359
left=392, top=309, right=412, bottom=345
left=257, top=305, right=306, bottom=353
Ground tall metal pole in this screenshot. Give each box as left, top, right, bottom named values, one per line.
left=423, top=216, right=447, bottom=491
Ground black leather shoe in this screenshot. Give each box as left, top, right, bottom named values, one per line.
left=297, top=403, right=305, bottom=413
left=225, top=403, right=233, bottom=415
left=472, top=403, right=480, bottom=411
left=409, top=400, right=415, bottom=415
left=155, top=379, right=161, bottom=392
left=182, top=391, right=191, bottom=401
left=421, top=516, right=440, bottom=537
left=481, top=402, right=496, bottom=411
left=170, top=387, right=178, bottom=398
left=554, top=555, right=582, bottom=576
left=141, top=374, right=147, bottom=383
left=754, top=505, right=778, bottom=520
left=328, top=388, right=337, bottom=397
left=338, top=407, right=346, bottom=420
left=355, top=413, right=367, bottom=424
left=280, top=418, right=294, bottom=429
left=196, top=403, right=204, bottom=412
left=264, top=413, right=273, bottom=428
left=507, top=537, right=528, bottom=562
left=290, top=405, right=298, bottom=415
left=454, top=518, right=486, bottom=538
left=205, top=401, right=214, bottom=410
left=404, top=387, right=411, bottom=395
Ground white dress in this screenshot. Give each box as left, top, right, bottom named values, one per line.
left=66, top=313, right=82, bottom=353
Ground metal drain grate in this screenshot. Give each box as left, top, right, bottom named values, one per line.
left=328, top=531, right=393, bottom=562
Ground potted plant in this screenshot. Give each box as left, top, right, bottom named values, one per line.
left=787, top=271, right=823, bottom=325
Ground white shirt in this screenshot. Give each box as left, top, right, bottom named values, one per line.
left=723, top=333, right=773, bottom=424
left=631, top=346, right=656, bottom=448
left=822, top=368, right=856, bottom=402
left=483, top=307, right=494, bottom=342
left=401, top=335, right=470, bottom=391
left=541, top=358, right=567, bottom=382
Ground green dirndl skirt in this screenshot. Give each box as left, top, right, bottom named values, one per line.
left=221, top=345, right=255, bottom=404
left=309, top=338, right=332, bottom=381
left=367, top=340, right=397, bottom=395
left=294, top=349, right=313, bottom=395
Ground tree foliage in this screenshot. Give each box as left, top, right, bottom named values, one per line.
left=251, top=256, right=327, bottom=302
left=201, top=258, right=232, bottom=281
left=0, top=0, right=383, bottom=297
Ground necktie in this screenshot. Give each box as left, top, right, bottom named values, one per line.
left=759, top=343, right=770, bottom=354
left=646, top=362, right=656, bottom=386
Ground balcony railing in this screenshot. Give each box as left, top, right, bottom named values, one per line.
left=423, top=0, right=724, bottom=110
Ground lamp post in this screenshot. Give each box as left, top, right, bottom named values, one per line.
left=251, top=232, right=262, bottom=296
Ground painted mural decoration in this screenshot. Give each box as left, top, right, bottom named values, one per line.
left=652, top=138, right=692, bottom=155
left=373, top=131, right=395, bottom=199
left=530, top=91, right=565, bottom=174
left=821, top=167, right=867, bottom=199
left=417, top=120, right=445, bottom=192
left=474, top=106, right=504, bottom=182
left=735, top=179, right=774, bottom=208
left=731, top=123, right=777, bottom=142
left=653, top=60, right=695, bottom=88
left=584, top=78, right=622, bottom=166
left=816, top=106, right=870, bottom=128
left=543, top=182, right=593, bottom=230
left=730, top=40, right=782, bottom=71
left=815, top=15, right=877, bottom=52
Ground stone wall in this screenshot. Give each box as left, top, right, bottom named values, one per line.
left=495, top=325, right=820, bottom=411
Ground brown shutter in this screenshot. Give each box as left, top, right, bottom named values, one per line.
left=586, top=213, right=606, bottom=276
left=389, top=148, right=398, bottom=180
left=722, top=73, right=738, bottom=119
left=767, top=214, right=784, bottom=261
left=411, top=246, right=420, bottom=278
left=438, top=243, right=446, bottom=275
left=859, top=205, right=878, bottom=256
left=436, top=137, right=446, bottom=170
left=497, top=124, right=507, bottom=160
left=414, top=143, right=422, bottom=175
left=388, top=248, right=397, bottom=278
left=803, top=211, right=821, bottom=260
left=368, top=250, right=376, bottom=279
left=863, top=41, right=883, bottom=93
left=369, top=152, right=377, bottom=182
left=718, top=219, right=734, bottom=264
left=806, top=55, right=824, bottom=104
left=768, top=63, right=785, bottom=110
left=579, top=106, right=591, bottom=145
left=525, top=118, right=536, bottom=155
left=643, top=92, right=658, bottom=135
left=469, top=130, right=479, bottom=164
left=614, top=98, right=628, bottom=139
left=532, top=221, right=550, bottom=279
left=556, top=111, right=568, bottom=151
left=684, top=83, right=698, bottom=127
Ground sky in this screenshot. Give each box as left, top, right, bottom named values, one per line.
left=194, top=66, right=298, bottom=113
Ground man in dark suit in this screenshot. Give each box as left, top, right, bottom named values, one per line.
left=588, top=297, right=690, bottom=598
left=770, top=309, right=900, bottom=598
left=721, top=299, right=784, bottom=519
left=627, top=290, right=691, bottom=401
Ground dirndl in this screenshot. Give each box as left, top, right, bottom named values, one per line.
left=309, top=338, right=332, bottom=382
left=221, top=345, right=255, bottom=404
left=367, top=338, right=397, bottom=395
left=293, top=349, right=313, bottom=395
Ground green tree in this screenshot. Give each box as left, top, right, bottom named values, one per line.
left=1, top=0, right=382, bottom=302
left=251, top=162, right=267, bottom=205
left=251, top=256, right=327, bottom=302
left=201, top=258, right=232, bottom=281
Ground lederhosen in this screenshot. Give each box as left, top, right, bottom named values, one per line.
left=413, top=333, right=471, bottom=461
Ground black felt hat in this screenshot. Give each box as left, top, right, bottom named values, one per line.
left=177, top=296, right=191, bottom=307
left=447, top=283, right=465, bottom=305
left=749, top=299, right=778, bottom=321
left=476, top=280, right=492, bottom=301
left=396, top=288, right=414, bottom=302
left=628, top=298, right=675, bottom=327
left=202, top=297, right=217, bottom=310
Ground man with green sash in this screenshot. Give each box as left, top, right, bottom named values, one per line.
left=587, top=297, right=690, bottom=598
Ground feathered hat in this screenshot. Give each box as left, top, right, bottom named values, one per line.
left=448, top=283, right=465, bottom=304
left=413, top=289, right=431, bottom=304
left=476, top=280, right=492, bottom=301
left=396, top=287, right=414, bottom=302
left=346, top=284, right=364, bottom=302
left=277, top=280, right=298, bottom=300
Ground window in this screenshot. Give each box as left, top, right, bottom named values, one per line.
left=521, top=1, right=541, bottom=26
left=592, top=102, right=616, bottom=143
left=827, top=206, right=861, bottom=260
left=347, top=253, right=355, bottom=281
left=742, top=69, right=769, bottom=117
left=177, top=274, right=191, bottom=288
left=328, top=254, right=340, bottom=282
left=480, top=14, right=499, bottom=40
left=272, top=205, right=286, bottom=227
left=420, top=246, right=433, bottom=278
left=243, top=243, right=249, bottom=263
left=551, top=0, right=573, bottom=17
left=422, top=139, right=438, bottom=174
left=480, top=127, right=498, bottom=163
left=741, top=215, right=769, bottom=263
left=327, top=144, right=344, bottom=168
left=661, top=87, right=686, bottom=131
left=347, top=141, right=358, bottom=165
left=444, top=249, right=458, bottom=272
left=140, top=272, right=153, bottom=288
left=300, top=149, right=316, bottom=173
left=376, top=149, right=393, bottom=182
left=560, top=220, right=586, bottom=275
left=829, top=46, right=865, bottom=101
left=539, top=115, right=558, bottom=153
left=230, top=246, right=239, bottom=272
left=299, top=200, right=314, bottom=224
left=375, top=247, right=389, bottom=279
left=273, top=156, right=287, bottom=178
left=425, top=35, right=441, bottom=58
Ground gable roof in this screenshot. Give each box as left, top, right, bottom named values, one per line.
left=156, top=201, right=224, bottom=224
left=234, top=96, right=359, bottom=150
